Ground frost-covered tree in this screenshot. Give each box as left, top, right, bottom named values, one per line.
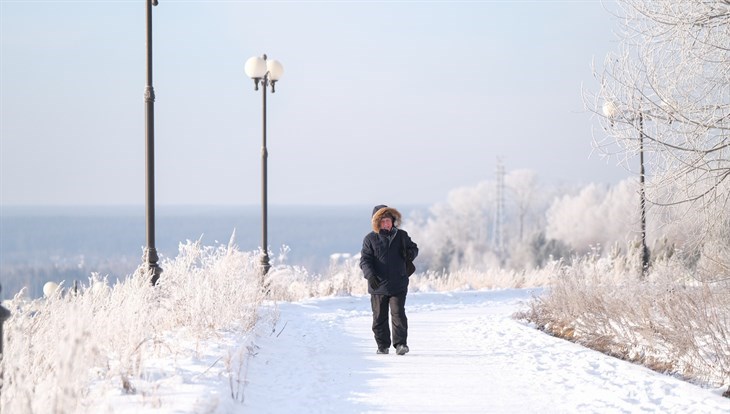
left=407, top=169, right=557, bottom=272
left=407, top=181, right=497, bottom=273
left=545, top=179, right=639, bottom=254
left=588, top=1, right=730, bottom=277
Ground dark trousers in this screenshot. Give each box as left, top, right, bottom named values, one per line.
left=371, top=292, right=408, bottom=349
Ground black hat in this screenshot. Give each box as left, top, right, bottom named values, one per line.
left=372, top=204, right=388, bottom=217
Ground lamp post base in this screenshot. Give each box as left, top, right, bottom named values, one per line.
left=260, top=254, right=271, bottom=275
left=143, top=247, right=163, bottom=286
left=641, top=245, right=650, bottom=277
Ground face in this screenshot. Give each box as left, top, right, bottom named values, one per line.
left=379, top=217, right=393, bottom=231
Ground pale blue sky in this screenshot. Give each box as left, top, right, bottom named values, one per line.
left=1, top=0, right=625, bottom=206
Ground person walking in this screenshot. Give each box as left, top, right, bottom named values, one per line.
left=360, top=204, right=419, bottom=355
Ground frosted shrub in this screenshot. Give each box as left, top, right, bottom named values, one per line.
left=408, top=264, right=558, bottom=293
left=518, top=254, right=730, bottom=393
left=694, top=238, right=730, bottom=283
left=263, top=256, right=368, bottom=300
left=263, top=265, right=318, bottom=301
left=1, top=238, right=267, bottom=414
left=261, top=254, right=556, bottom=302
left=156, top=239, right=265, bottom=334
left=315, top=258, right=368, bottom=297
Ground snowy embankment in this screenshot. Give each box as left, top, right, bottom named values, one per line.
left=3, top=241, right=728, bottom=413
left=90, top=289, right=730, bottom=413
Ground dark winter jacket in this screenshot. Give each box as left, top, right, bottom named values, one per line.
left=360, top=206, right=419, bottom=295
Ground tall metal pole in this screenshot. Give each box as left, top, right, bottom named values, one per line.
left=260, top=67, right=271, bottom=275
left=639, top=112, right=650, bottom=275
left=144, top=0, right=162, bottom=285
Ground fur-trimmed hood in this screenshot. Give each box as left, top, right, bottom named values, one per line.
left=371, top=205, right=402, bottom=233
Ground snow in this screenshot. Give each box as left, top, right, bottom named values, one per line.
left=86, top=289, right=730, bottom=413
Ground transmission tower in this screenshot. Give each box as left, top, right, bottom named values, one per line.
left=493, top=158, right=506, bottom=261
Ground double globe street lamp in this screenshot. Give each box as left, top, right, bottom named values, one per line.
left=244, top=54, right=284, bottom=275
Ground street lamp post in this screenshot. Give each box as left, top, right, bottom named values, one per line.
left=637, top=112, right=649, bottom=274
left=143, top=0, right=162, bottom=285
left=603, top=101, right=650, bottom=275
left=244, top=54, right=284, bottom=276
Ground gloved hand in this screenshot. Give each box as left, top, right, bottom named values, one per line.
left=368, top=276, right=380, bottom=290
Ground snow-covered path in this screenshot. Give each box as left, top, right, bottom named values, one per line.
left=243, top=289, right=730, bottom=414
